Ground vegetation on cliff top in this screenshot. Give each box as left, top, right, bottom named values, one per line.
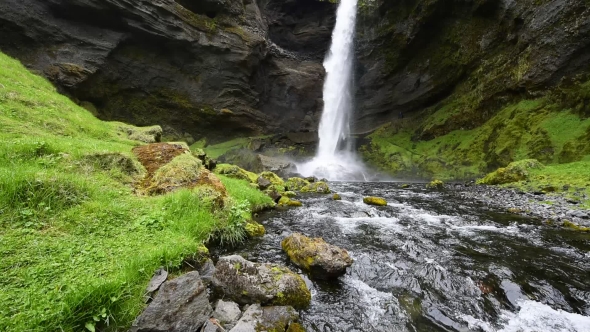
left=0, top=52, right=270, bottom=331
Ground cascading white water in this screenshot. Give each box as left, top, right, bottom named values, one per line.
left=297, top=0, right=366, bottom=181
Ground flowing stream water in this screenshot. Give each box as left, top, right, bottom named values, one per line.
left=216, top=182, right=590, bottom=332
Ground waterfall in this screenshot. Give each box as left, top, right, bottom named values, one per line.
left=297, top=0, right=366, bottom=181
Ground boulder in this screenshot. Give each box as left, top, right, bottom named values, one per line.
left=130, top=271, right=212, bottom=332
left=244, top=221, right=265, bottom=237
left=332, top=193, right=341, bottom=200
left=426, top=179, right=444, bottom=189
left=300, top=181, right=330, bottom=194
left=257, top=176, right=272, bottom=190
left=257, top=154, right=296, bottom=177
left=281, top=233, right=353, bottom=279
left=363, top=197, right=387, bottom=206
left=212, top=255, right=311, bottom=309
left=285, top=177, right=310, bottom=191
left=229, top=304, right=299, bottom=332
left=144, top=267, right=168, bottom=302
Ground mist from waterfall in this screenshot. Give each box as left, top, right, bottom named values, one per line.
left=297, top=0, right=366, bottom=181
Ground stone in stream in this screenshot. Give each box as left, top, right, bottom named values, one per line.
left=212, top=255, right=311, bottom=309
left=229, top=304, right=300, bottom=332
left=281, top=233, right=353, bottom=279
left=332, top=193, right=342, bottom=200
left=130, top=271, right=212, bottom=332
left=363, top=196, right=387, bottom=206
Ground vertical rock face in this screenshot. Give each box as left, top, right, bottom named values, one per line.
left=353, top=0, right=590, bottom=135
left=0, top=0, right=336, bottom=141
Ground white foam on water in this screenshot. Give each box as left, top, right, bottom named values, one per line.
left=498, top=300, right=590, bottom=332
left=343, top=275, right=397, bottom=321
left=460, top=300, right=590, bottom=332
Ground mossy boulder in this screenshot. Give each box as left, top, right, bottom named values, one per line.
left=191, top=147, right=216, bottom=170
left=120, top=125, right=163, bottom=143
left=563, top=220, right=590, bottom=232
left=300, top=181, right=330, bottom=194
left=281, top=233, right=353, bottom=279
left=426, top=179, right=444, bottom=189
left=285, top=177, right=310, bottom=191
left=85, top=152, right=145, bottom=180
left=214, top=163, right=258, bottom=183
left=149, top=153, right=203, bottom=193
left=332, top=193, right=341, bottom=200
left=245, top=220, right=266, bottom=237
left=282, top=191, right=297, bottom=198
left=477, top=159, right=544, bottom=185
left=287, top=323, right=306, bottom=332
left=287, top=200, right=302, bottom=207
left=363, top=196, right=387, bottom=206
left=259, top=171, right=285, bottom=186
left=133, top=142, right=188, bottom=174
left=212, top=255, right=311, bottom=309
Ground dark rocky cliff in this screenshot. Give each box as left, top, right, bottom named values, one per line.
left=0, top=0, right=336, bottom=142
left=354, top=0, right=590, bottom=135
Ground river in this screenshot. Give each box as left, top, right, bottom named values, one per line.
left=215, top=182, right=590, bottom=332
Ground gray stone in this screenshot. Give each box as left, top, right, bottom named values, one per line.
left=199, top=258, right=216, bottom=285
left=229, top=304, right=299, bottom=332
left=130, top=271, right=212, bottom=332
left=257, top=176, right=272, bottom=190
left=214, top=300, right=242, bottom=324
left=212, top=255, right=311, bottom=309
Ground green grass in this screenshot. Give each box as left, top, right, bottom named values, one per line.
left=219, top=175, right=275, bottom=212
left=0, top=52, right=267, bottom=331
left=362, top=95, right=590, bottom=180
left=199, top=137, right=250, bottom=159
left=504, top=160, right=590, bottom=208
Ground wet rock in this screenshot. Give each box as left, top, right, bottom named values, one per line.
left=363, top=196, right=387, bottom=206
left=287, top=200, right=303, bottom=207
left=285, top=177, right=311, bottom=191
left=212, top=255, right=311, bottom=309
left=282, top=191, right=297, bottom=198
left=257, top=176, right=272, bottom=190
left=213, top=300, right=242, bottom=325
left=305, top=176, right=318, bottom=183
left=401, top=184, right=410, bottom=189
left=332, top=193, right=342, bottom=200
left=426, top=180, right=444, bottom=189
left=229, top=304, right=299, bottom=332
left=281, top=233, right=353, bottom=279
left=300, top=181, right=330, bottom=194
left=131, top=271, right=212, bottom=332
left=245, top=221, right=266, bottom=237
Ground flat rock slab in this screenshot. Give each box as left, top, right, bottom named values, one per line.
left=131, top=271, right=212, bottom=332
left=214, top=299, right=242, bottom=325
left=281, top=233, right=353, bottom=279
left=212, top=255, right=311, bottom=309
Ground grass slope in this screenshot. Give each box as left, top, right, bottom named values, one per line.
left=362, top=90, right=590, bottom=181
left=0, top=52, right=271, bottom=331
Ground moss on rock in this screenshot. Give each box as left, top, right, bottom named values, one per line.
left=563, top=220, right=590, bottom=232
left=332, top=193, right=341, bottom=200
left=477, top=159, right=544, bottom=185
left=215, top=163, right=258, bottom=183
left=148, top=153, right=202, bottom=194
left=259, top=171, right=284, bottom=186
left=363, top=196, right=387, bottom=206
left=245, top=221, right=266, bottom=237
left=426, top=179, right=444, bottom=189
left=285, top=177, right=310, bottom=191
left=300, top=181, right=330, bottom=194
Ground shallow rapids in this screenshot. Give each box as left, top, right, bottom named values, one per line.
left=216, top=182, right=590, bottom=332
